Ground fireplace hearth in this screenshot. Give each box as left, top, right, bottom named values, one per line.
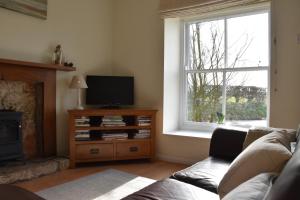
left=0, top=111, right=23, bottom=162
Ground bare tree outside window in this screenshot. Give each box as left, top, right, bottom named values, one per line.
left=185, top=13, right=269, bottom=125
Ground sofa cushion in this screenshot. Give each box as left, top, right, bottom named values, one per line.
left=171, top=157, right=230, bottom=193
left=0, top=184, right=44, bottom=200
left=218, top=131, right=293, bottom=198
left=122, top=178, right=219, bottom=200
left=264, top=140, right=300, bottom=200
left=222, top=173, right=277, bottom=200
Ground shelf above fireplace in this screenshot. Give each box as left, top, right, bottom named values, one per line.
left=0, top=58, right=76, bottom=71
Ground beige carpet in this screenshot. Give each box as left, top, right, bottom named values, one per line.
left=36, top=169, right=155, bottom=200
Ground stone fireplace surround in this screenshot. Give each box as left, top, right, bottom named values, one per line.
left=0, top=58, right=75, bottom=159
left=0, top=81, right=41, bottom=158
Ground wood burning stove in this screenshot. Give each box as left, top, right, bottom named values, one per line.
left=0, top=111, right=23, bottom=162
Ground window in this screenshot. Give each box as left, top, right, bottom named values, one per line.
left=181, top=10, right=270, bottom=130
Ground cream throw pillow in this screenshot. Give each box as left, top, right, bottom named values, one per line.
left=222, top=173, right=278, bottom=200
left=218, top=131, right=293, bottom=198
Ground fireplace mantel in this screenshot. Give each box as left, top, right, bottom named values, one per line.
left=0, top=58, right=76, bottom=71
left=0, top=58, right=75, bottom=158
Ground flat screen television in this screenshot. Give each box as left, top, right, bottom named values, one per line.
left=86, top=75, right=134, bottom=107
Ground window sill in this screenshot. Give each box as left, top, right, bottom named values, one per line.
left=163, top=130, right=213, bottom=139
left=163, top=124, right=249, bottom=139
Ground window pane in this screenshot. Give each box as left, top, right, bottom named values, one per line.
left=226, top=71, right=268, bottom=125
left=227, top=13, right=269, bottom=68
left=187, top=19, right=225, bottom=70
left=187, top=72, right=223, bottom=122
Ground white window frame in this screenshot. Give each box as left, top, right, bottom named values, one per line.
left=179, top=6, right=271, bottom=132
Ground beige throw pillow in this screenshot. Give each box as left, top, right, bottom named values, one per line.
left=243, top=127, right=296, bottom=149
left=243, top=127, right=274, bottom=149
left=218, top=131, right=293, bottom=198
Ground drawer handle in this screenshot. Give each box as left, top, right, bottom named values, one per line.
left=90, top=148, right=100, bottom=154
left=129, top=146, right=138, bottom=152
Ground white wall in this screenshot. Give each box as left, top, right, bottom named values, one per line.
left=163, top=18, right=181, bottom=133
left=0, top=0, right=114, bottom=155
left=270, top=0, right=300, bottom=129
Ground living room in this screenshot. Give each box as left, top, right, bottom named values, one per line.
left=0, top=0, right=299, bottom=199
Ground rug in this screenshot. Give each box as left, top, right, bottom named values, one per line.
left=36, top=169, right=155, bottom=200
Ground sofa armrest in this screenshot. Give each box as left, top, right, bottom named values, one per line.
left=0, top=185, right=45, bottom=200
left=209, top=127, right=247, bottom=161
left=122, top=179, right=219, bottom=200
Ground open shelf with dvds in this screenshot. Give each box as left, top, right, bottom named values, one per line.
left=68, top=109, right=157, bottom=168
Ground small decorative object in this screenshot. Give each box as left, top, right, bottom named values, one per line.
left=69, top=75, right=88, bottom=110
left=216, top=112, right=225, bottom=124
left=52, top=45, right=63, bottom=65
left=0, top=0, right=47, bottom=20
left=63, top=55, right=74, bottom=67
left=64, top=62, right=74, bottom=67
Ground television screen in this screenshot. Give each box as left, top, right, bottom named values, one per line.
left=86, top=76, right=134, bottom=106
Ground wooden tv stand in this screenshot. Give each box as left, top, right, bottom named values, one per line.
left=68, top=108, right=157, bottom=168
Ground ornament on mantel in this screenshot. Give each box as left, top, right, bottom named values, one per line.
left=52, top=45, right=63, bottom=65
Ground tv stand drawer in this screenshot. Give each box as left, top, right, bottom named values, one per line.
left=75, top=144, right=113, bottom=160
left=116, top=141, right=150, bottom=159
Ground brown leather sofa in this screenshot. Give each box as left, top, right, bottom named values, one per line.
left=171, top=128, right=247, bottom=193
left=0, top=184, right=45, bottom=200
left=124, top=128, right=300, bottom=200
